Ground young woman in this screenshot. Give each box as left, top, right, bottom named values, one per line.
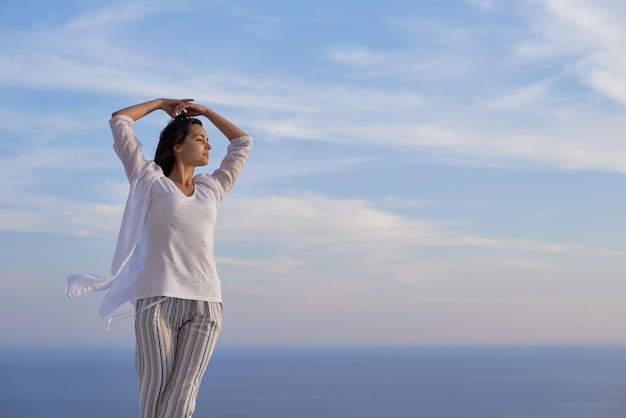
left=66, top=98, right=253, bottom=418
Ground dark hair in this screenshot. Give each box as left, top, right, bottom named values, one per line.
left=154, top=114, right=203, bottom=176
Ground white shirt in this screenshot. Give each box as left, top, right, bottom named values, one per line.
left=137, top=176, right=221, bottom=302
left=65, top=115, right=253, bottom=317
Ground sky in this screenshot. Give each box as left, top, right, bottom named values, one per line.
left=2, top=0, right=626, bottom=348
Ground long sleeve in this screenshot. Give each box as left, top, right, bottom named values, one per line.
left=110, top=115, right=149, bottom=182
left=201, top=136, right=253, bottom=201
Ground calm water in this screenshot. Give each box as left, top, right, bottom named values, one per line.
left=1, top=346, right=626, bottom=418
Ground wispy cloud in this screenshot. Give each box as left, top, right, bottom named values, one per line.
left=0, top=195, right=123, bottom=237
left=66, top=1, right=161, bottom=29
left=218, top=193, right=626, bottom=257
left=520, top=0, right=626, bottom=105
left=482, top=78, right=555, bottom=109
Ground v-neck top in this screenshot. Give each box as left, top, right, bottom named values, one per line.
left=135, top=174, right=222, bottom=301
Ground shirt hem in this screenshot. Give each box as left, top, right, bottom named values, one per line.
left=135, top=292, right=223, bottom=303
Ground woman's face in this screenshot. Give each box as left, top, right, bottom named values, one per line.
left=174, top=124, right=211, bottom=167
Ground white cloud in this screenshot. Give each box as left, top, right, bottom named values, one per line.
left=325, top=42, right=472, bottom=81
left=327, top=45, right=394, bottom=68
left=218, top=193, right=626, bottom=258
left=66, top=2, right=158, bottom=28
left=218, top=192, right=445, bottom=247
left=0, top=195, right=123, bottom=237
left=520, top=0, right=626, bottom=105
left=482, top=78, right=554, bottom=109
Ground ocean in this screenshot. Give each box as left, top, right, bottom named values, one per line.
left=1, top=346, right=626, bottom=418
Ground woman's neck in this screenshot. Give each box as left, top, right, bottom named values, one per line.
left=168, top=165, right=195, bottom=195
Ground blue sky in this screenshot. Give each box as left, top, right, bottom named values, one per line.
left=2, top=0, right=626, bottom=347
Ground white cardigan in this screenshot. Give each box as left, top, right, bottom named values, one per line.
left=65, top=115, right=253, bottom=317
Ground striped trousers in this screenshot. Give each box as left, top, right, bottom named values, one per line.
left=134, top=297, right=222, bottom=418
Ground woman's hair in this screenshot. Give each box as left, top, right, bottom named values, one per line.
left=154, top=114, right=203, bottom=176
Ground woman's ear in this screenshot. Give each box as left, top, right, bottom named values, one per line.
left=173, top=143, right=182, bottom=154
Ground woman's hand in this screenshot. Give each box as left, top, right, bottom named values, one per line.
left=161, top=98, right=195, bottom=117
left=173, top=102, right=209, bottom=117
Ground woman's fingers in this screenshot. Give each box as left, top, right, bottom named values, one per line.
left=174, top=102, right=192, bottom=116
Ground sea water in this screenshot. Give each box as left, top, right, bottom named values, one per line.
left=1, top=346, right=626, bottom=418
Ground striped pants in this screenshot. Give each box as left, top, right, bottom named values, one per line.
left=134, top=297, right=222, bottom=418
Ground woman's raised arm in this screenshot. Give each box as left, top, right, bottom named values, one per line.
left=112, top=98, right=195, bottom=121
left=174, top=102, right=249, bottom=141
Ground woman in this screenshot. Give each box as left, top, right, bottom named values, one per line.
left=65, top=98, right=253, bottom=418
